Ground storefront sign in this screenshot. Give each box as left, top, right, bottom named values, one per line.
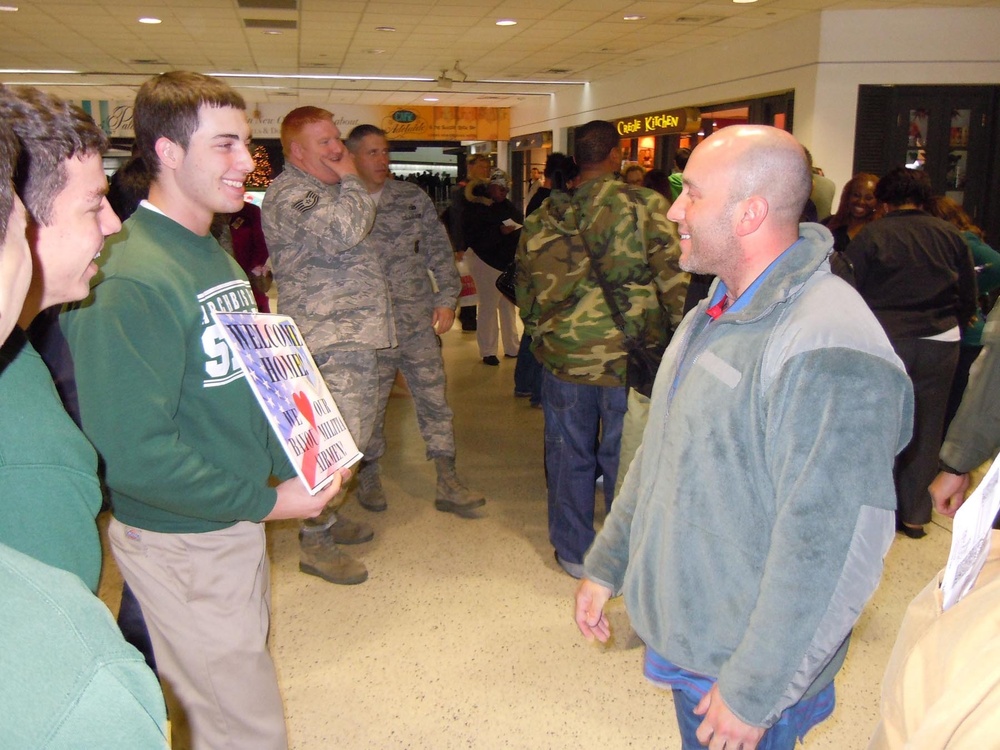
left=80, top=100, right=510, bottom=142
left=613, top=107, right=701, bottom=138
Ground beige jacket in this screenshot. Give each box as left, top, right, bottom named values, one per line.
left=870, top=530, right=1000, bottom=748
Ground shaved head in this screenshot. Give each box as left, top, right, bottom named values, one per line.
left=667, top=125, right=812, bottom=296
left=699, top=125, right=811, bottom=223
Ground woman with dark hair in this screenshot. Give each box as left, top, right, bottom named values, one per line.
left=926, top=195, right=1000, bottom=432
left=844, top=167, right=978, bottom=539
left=823, top=172, right=881, bottom=252
left=525, top=152, right=578, bottom=218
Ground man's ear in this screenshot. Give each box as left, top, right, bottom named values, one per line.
left=154, top=137, right=181, bottom=171
left=735, top=196, right=768, bottom=236
left=288, top=139, right=302, bottom=162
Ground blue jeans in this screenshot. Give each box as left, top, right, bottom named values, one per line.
left=542, top=369, right=627, bottom=564
left=513, top=334, right=543, bottom=405
left=671, top=687, right=829, bottom=750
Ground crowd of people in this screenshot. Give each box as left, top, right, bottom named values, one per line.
left=1, top=71, right=999, bottom=749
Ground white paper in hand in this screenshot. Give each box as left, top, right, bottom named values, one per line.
left=941, top=458, right=1000, bottom=610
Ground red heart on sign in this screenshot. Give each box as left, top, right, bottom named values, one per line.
left=291, top=391, right=318, bottom=485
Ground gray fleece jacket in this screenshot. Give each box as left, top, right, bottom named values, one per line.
left=584, top=223, right=914, bottom=728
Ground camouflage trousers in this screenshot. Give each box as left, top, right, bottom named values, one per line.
left=365, top=323, right=455, bottom=461
left=313, top=348, right=380, bottom=464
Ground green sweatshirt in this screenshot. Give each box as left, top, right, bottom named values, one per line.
left=0, top=542, right=167, bottom=747
left=61, top=206, right=295, bottom=534
left=0, top=329, right=103, bottom=592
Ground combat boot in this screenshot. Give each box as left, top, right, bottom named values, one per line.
left=356, top=460, right=387, bottom=512
left=434, top=456, right=486, bottom=516
left=298, top=529, right=368, bottom=585
left=329, top=515, right=374, bottom=544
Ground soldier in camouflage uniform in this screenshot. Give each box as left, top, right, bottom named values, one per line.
left=261, top=106, right=387, bottom=586
left=344, top=125, right=486, bottom=517
left=515, top=119, right=686, bottom=578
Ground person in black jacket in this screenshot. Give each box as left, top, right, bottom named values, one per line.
left=462, top=168, right=522, bottom=365
left=844, top=167, right=977, bottom=538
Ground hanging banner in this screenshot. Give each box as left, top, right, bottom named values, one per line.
left=83, top=100, right=509, bottom=142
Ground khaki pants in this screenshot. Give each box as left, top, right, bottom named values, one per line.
left=108, top=518, right=286, bottom=750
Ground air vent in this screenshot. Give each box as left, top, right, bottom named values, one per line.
left=244, top=18, right=297, bottom=29
left=130, top=58, right=168, bottom=65
left=544, top=68, right=571, bottom=75
left=238, top=0, right=297, bottom=9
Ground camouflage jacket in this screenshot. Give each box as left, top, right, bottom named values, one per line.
left=367, top=179, right=461, bottom=332
left=515, top=174, right=686, bottom=386
left=261, top=165, right=392, bottom=352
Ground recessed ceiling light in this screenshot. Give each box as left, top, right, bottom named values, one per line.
left=623, top=14, right=645, bottom=21
left=0, top=6, right=19, bottom=12
left=365, top=48, right=386, bottom=54
left=732, top=0, right=758, bottom=3
left=374, top=25, right=396, bottom=32
left=495, top=19, right=517, bottom=27
left=263, top=30, right=282, bottom=35
left=138, top=17, right=161, bottom=24
left=424, top=96, right=439, bottom=102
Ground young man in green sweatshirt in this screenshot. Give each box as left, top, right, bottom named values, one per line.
left=61, top=72, right=346, bottom=750
left=0, top=84, right=168, bottom=749
left=0, top=85, right=121, bottom=593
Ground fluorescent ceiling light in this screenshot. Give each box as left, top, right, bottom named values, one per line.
left=0, top=6, right=19, bottom=12
left=423, top=96, right=439, bottom=102
left=211, top=72, right=436, bottom=82
left=0, top=68, right=80, bottom=74
left=495, top=19, right=517, bottom=26
left=138, top=17, right=161, bottom=24
left=478, top=78, right=585, bottom=86
left=624, top=15, right=645, bottom=21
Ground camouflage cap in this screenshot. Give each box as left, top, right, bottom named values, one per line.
left=489, top=169, right=509, bottom=188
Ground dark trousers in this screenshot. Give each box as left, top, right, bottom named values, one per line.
left=892, top=338, right=960, bottom=526
left=513, top=334, right=543, bottom=405
left=458, top=305, right=477, bottom=331
left=118, top=581, right=157, bottom=675
left=943, top=344, right=981, bottom=438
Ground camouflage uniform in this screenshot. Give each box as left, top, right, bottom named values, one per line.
left=261, top=165, right=388, bottom=456
left=515, top=174, right=686, bottom=568
left=365, top=179, right=462, bottom=462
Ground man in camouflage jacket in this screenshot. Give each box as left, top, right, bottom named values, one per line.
left=344, top=125, right=485, bottom=517
left=515, top=119, right=686, bottom=578
left=262, top=106, right=385, bottom=586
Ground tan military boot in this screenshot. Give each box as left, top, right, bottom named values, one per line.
left=298, top=529, right=368, bottom=585
left=356, top=460, right=387, bottom=512
left=433, top=456, right=486, bottom=516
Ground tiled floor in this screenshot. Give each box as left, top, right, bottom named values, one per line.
left=98, top=326, right=958, bottom=749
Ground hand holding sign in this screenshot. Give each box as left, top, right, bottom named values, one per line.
left=264, top=468, right=352, bottom=522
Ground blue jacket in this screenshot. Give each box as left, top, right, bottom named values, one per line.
left=584, top=223, right=914, bottom=728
